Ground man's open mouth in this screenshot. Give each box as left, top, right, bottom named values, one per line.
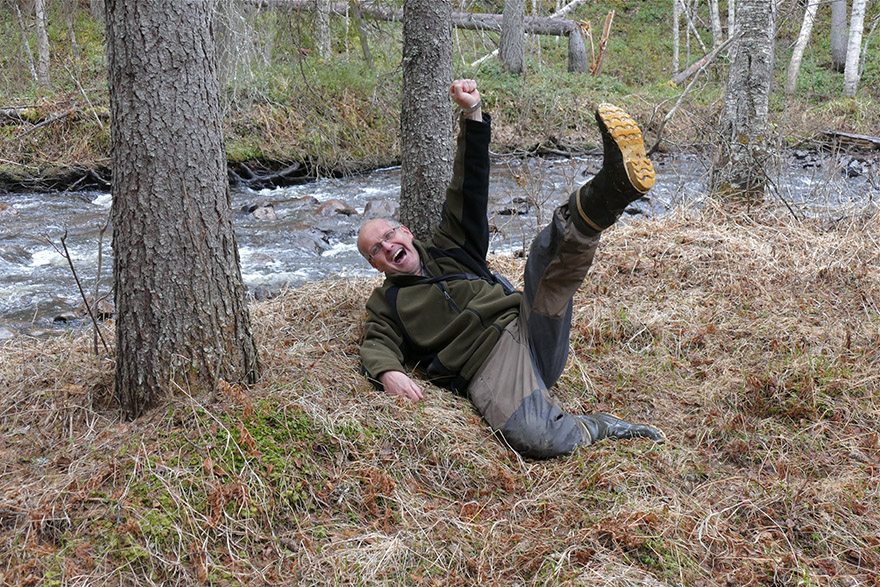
left=393, top=249, right=406, bottom=263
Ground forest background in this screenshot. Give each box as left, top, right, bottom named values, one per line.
left=0, top=1, right=879, bottom=586
left=1, top=0, right=878, bottom=184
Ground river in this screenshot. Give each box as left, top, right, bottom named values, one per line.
left=0, top=150, right=876, bottom=337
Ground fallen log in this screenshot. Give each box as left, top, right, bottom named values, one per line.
left=228, top=161, right=313, bottom=189
left=671, top=36, right=735, bottom=86
left=260, top=0, right=589, bottom=72
left=822, top=130, right=880, bottom=150
left=0, top=106, right=44, bottom=124
left=0, top=105, right=110, bottom=126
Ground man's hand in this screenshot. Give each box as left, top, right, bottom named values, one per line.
left=450, top=79, right=482, bottom=120
left=379, top=370, right=424, bottom=402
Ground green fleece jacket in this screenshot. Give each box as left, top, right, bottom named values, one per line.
left=360, top=114, right=521, bottom=392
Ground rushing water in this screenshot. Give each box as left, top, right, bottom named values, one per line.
left=0, top=150, right=876, bottom=337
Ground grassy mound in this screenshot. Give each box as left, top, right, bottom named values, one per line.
left=1, top=206, right=877, bottom=585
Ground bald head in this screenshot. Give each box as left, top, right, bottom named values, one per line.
left=357, top=218, right=422, bottom=276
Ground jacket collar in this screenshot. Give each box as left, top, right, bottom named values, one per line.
left=385, top=240, right=437, bottom=286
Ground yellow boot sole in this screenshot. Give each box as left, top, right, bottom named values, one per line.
left=597, top=103, right=655, bottom=194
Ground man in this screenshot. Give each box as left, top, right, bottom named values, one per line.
left=357, top=79, right=664, bottom=459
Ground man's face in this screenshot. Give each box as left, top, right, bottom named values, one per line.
left=358, top=219, right=422, bottom=276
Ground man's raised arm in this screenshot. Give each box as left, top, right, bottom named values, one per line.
left=433, top=79, right=492, bottom=263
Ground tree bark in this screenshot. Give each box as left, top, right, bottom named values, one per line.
left=34, top=0, right=51, bottom=86
left=90, top=0, right=104, bottom=23
left=501, top=0, right=526, bottom=74
left=785, top=0, right=820, bottom=96
left=709, top=0, right=723, bottom=46
left=861, top=14, right=878, bottom=78
left=728, top=0, right=737, bottom=63
left=14, top=3, right=39, bottom=83
left=567, top=25, right=588, bottom=73
left=106, top=0, right=260, bottom=418
left=830, top=0, right=848, bottom=72
left=64, top=0, right=80, bottom=60
left=314, top=0, right=331, bottom=58
left=843, top=0, right=867, bottom=97
left=673, top=0, right=681, bottom=72
left=351, top=2, right=374, bottom=67
left=712, top=0, right=774, bottom=201
left=400, top=0, right=453, bottom=241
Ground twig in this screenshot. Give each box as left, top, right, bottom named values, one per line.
left=50, top=231, right=110, bottom=354
left=648, top=36, right=738, bottom=156
left=94, top=217, right=112, bottom=354
left=14, top=3, right=38, bottom=83
left=17, top=110, right=75, bottom=137
left=671, top=36, right=735, bottom=86
left=63, top=61, right=105, bottom=131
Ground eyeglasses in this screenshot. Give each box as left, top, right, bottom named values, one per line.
left=366, top=226, right=401, bottom=261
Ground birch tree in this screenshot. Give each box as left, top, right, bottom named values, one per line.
left=315, top=0, right=331, bottom=58
left=673, top=0, right=681, bottom=71
left=785, top=0, right=820, bottom=95
left=843, top=0, right=867, bottom=96
left=13, top=2, right=38, bottom=83
left=34, top=0, right=50, bottom=86
left=500, top=0, right=526, bottom=74
left=831, top=0, right=848, bottom=72
left=90, top=0, right=104, bottom=23
left=709, top=0, right=723, bottom=46
left=728, top=0, right=737, bottom=62
left=712, top=0, right=774, bottom=201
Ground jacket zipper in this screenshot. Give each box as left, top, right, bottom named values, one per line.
left=437, top=282, right=461, bottom=313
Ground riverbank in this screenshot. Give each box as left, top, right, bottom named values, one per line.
left=2, top=103, right=878, bottom=195
left=3, top=0, right=879, bottom=194
left=1, top=205, right=878, bottom=585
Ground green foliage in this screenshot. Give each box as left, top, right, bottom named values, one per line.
left=1, top=0, right=879, bottom=176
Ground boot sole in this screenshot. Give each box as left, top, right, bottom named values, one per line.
left=596, top=103, right=655, bottom=194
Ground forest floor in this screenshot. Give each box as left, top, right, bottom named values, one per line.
left=0, top=202, right=878, bottom=586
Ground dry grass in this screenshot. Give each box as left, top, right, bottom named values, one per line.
left=1, top=205, right=878, bottom=586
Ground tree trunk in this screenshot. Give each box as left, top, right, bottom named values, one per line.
left=673, top=0, right=681, bottom=72
left=501, top=0, right=526, bottom=74
left=567, top=26, right=589, bottom=73
left=843, top=0, right=866, bottom=97
left=314, top=0, right=331, bottom=58
left=351, top=2, right=374, bottom=67
left=785, top=0, right=820, bottom=95
left=90, top=0, right=104, bottom=23
left=709, top=0, right=723, bottom=45
left=34, top=0, right=51, bottom=86
left=14, top=3, right=39, bottom=83
left=728, top=0, right=737, bottom=62
left=860, top=14, right=878, bottom=78
left=830, top=0, right=848, bottom=72
left=64, top=0, right=80, bottom=60
left=712, top=0, right=774, bottom=201
left=400, top=0, right=453, bottom=241
left=105, top=0, right=260, bottom=418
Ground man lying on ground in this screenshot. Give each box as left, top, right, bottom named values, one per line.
left=357, top=79, right=664, bottom=459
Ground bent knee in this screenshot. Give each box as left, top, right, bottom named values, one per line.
left=499, top=390, right=586, bottom=459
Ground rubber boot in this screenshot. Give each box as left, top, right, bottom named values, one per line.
left=570, top=104, right=656, bottom=236
left=578, top=413, right=666, bottom=445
